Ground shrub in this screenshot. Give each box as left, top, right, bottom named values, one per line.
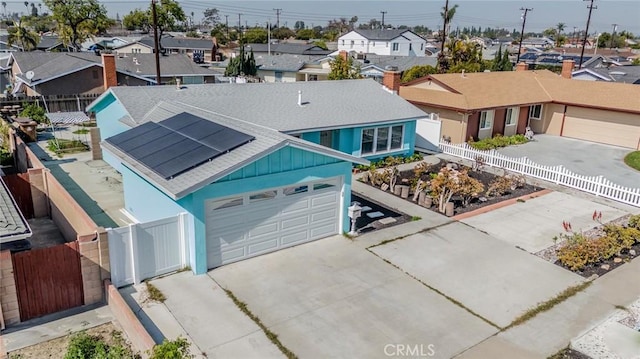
left=468, top=134, right=528, bottom=150
left=65, top=330, right=138, bottom=359
left=628, top=214, right=640, bottom=230
left=486, top=173, right=525, bottom=197
left=19, top=102, right=47, bottom=124
left=47, top=139, right=89, bottom=155
left=148, top=337, right=193, bottom=359
left=602, top=224, right=640, bottom=251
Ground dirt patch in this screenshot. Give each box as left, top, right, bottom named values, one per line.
left=8, top=322, right=134, bottom=359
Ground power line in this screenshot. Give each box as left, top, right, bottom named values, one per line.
left=579, top=0, right=597, bottom=69
left=516, top=7, right=533, bottom=64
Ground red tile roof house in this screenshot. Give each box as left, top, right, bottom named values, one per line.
left=398, top=60, right=640, bottom=149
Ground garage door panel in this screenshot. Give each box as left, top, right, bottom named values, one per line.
left=206, top=177, right=342, bottom=268
left=248, top=238, right=279, bottom=254
left=281, top=230, right=310, bottom=246
left=563, top=109, right=640, bottom=149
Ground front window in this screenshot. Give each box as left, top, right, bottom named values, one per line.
left=479, top=111, right=493, bottom=130
left=361, top=125, right=404, bottom=155
left=392, top=43, right=399, bottom=51
left=505, top=107, right=519, bottom=126
left=409, top=43, right=413, bottom=51
left=529, top=104, right=542, bottom=120
left=274, top=71, right=283, bottom=82
left=350, top=40, right=354, bottom=49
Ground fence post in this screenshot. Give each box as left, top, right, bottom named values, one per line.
left=129, top=223, right=140, bottom=285
left=595, top=175, right=604, bottom=197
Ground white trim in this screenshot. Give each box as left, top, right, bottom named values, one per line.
left=479, top=110, right=494, bottom=130
left=360, top=124, right=405, bottom=155
left=529, top=104, right=543, bottom=121
left=505, top=107, right=519, bottom=126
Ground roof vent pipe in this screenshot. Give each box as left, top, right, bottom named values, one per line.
left=298, top=90, right=302, bottom=106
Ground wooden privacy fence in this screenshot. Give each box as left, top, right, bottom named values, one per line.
left=439, top=141, right=640, bottom=208
left=0, top=94, right=100, bottom=113
left=108, top=213, right=189, bottom=288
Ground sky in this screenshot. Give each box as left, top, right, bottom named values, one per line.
left=3, top=0, right=640, bottom=35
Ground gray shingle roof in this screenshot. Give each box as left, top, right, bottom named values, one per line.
left=353, top=29, right=411, bottom=41
left=255, top=54, right=321, bottom=72
left=12, top=52, right=219, bottom=85
left=102, top=101, right=367, bottom=199
left=0, top=176, right=31, bottom=241
left=244, top=43, right=332, bottom=56
left=138, top=36, right=214, bottom=50
left=359, top=54, right=437, bottom=71
left=93, top=79, right=428, bottom=133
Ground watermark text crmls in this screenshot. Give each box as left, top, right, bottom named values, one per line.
left=384, top=343, right=436, bottom=357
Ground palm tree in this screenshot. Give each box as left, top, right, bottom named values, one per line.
left=8, top=19, right=39, bottom=51
left=441, top=4, right=459, bottom=35
left=23, top=1, right=28, bottom=13
left=1, top=2, right=6, bottom=18
left=555, top=22, right=566, bottom=47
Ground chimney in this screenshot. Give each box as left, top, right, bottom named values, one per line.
left=102, top=53, right=117, bottom=90
left=516, top=62, right=527, bottom=72
left=338, top=50, right=348, bottom=61
left=561, top=59, right=575, bottom=79
left=382, top=66, right=401, bottom=94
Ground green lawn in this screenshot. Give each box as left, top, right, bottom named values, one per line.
left=624, top=151, right=640, bottom=171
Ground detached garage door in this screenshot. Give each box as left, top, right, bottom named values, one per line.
left=206, top=177, right=342, bottom=268
left=562, top=107, right=640, bottom=149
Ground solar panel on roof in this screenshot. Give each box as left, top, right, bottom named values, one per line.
left=105, top=112, right=254, bottom=180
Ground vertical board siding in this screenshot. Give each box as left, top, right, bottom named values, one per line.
left=216, top=146, right=340, bottom=183
left=440, top=141, right=640, bottom=207
left=108, top=214, right=188, bottom=288
left=12, top=242, right=84, bottom=321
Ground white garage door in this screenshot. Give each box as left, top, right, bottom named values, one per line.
left=562, top=107, right=640, bottom=149
left=206, top=177, right=342, bottom=268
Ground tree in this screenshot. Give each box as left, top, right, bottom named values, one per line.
left=438, top=3, right=460, bottom=72
left=243, top=28, right=267, bottom=43
left=293, top=20, right=305, bottom=31
left=296, top=28, right=318, bottom=40
left=225, top=47, right=256, bottom=77
left=401, top=65, right=437, bottom=83
left=210, top=23, right=230, bottom=44
left=7, top=18, right=39, bottom=50
left=122, top=9, right=149, bottom=32
left=555, top=22, right=566, bottom=47
left=30, top=3, right=36, bottom=17
left=440, top=37, right=485, bottom=74
left=122, top=0, right=185, bottom=41
left=272, top=27, right=294, bottom=40
left=328, top=55, right=362, bottom=80
left=1, top=2, right=6, bottom=18
left=202, top=8, right=219, bottom=27
left=499, top=48, right=512, bottom=71
left=44, top=0, right=111, bottom=51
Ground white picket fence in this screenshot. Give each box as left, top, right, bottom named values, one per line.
left=108, top=213, right=190, bottom=288
left=439, top=142, right=640, bottom=208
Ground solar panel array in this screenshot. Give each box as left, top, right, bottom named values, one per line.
left=106, top=113, right=254, bottom=179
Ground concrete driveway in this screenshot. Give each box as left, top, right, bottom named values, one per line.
left=497, top=135, right=640, bottom=189
left=370, top=222, right=583, bottom=329
left=461, top=191, right=629, bottom=253
left=210, top=236, right=498, bottom=359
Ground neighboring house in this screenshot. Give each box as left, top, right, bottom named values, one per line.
left=0, top=175, right=32, bottom=244
left=572, top=66, right=640, bottom=84
left=82, top=36, right=141, bottom=52
left=399, top=60, right=640, bottom=149
left=357, top=54, right=438, bottom=82
left=253, top=54, right=326, bottom=82
left=8, top=52, right=220, bottom=96
left=241, top=43, right=332, bottom=57
left=521, top=37, right=555, bottom=48
left=116, top=36, right=216, bottom=62
left=86, top=78, right=427, bottom=273
left=36, top=36, right=72, bottom=52
left=337, top=29, right=427, bottom=57
left=0, top=35, right=22, bottom=53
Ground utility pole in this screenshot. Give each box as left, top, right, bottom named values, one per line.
left=267, top=20, right=271, bottom=55
left=151, top=0, right=161, bottom=85
left=380, top=11, right=387, bottom=29
left=225, top=15, right=229, bottom=39
left=516, top=7, right=533, bottom=64
left=440, top=0, right=449, bottom=55
left=273, top=8, right=282, bottom=28
left=610, top=23, right=618, bottom=48
left=238, top=13, right=243, bottom=42
left=573, top=26, right=577, bottom=46
left=579, top=0, right=597, bottom=69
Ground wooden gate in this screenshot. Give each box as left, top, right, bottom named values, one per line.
left=12, top=242, right=84, bottom=321
left=3, top=173, right=34, bottom=219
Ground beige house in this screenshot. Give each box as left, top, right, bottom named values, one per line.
left=399, top=61, right=640, bottom=149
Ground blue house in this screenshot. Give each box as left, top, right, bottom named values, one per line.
left=87, top=79, right=428, bottom=273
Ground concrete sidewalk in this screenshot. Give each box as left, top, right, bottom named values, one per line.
left=1, top=304, right=114, bottom=353
left=120, top=272, right=283, bottom=359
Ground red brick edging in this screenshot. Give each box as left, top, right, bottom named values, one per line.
left=452, top=189, right=553, bottom=221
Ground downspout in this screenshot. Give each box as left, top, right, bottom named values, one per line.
left=559, top=105, right=568, bottom=137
